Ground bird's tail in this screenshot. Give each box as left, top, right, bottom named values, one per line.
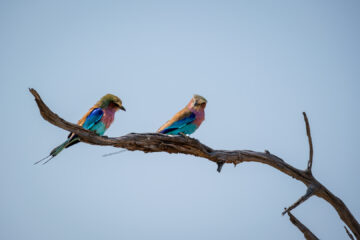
left=34, top=138, right=76, bottom=165
left=49, top=140, right=69, bottom=157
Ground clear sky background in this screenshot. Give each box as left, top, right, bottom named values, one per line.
left=1, top=0, right=359, bottom=239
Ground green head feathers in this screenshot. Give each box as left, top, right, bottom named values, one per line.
left=193, top=94, right=207, bottom=105
left=97, top=94, right=126, bottom=111
left=189, top=94, right=207, bottom=110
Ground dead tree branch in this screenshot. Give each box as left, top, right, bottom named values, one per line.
left=303, top=112, right=314, bottom=173
left=282, top=184, right=318, bottom=215
left=346, top=226, right=356, bottom=240
left=282, top=112, right=318, bottom=216
left=287, top=211, right=319, bottom=240
left=29, top=88, right=360, bottom=239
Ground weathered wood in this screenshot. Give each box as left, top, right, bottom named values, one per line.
left=345, top=226, right=355, bottom=240
left=303, top=112, right=314, bottom=174
left=287, top=211, right=319, bottom=240
left=29, top=88, right=360, bottom=239
left=282, top=183, right=318, bottom=216
left=287, top=212, right=319, bottom=240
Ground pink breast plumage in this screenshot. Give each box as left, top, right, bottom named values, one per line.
left=102, top=108, right=116, bottom=129
left=193, top=110, right=205, bottom=126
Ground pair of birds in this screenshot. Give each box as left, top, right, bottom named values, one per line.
left=36, top=94, right=207, bottom=164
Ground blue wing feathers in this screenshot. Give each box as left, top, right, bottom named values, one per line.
left=82, top=108, right=104, bottom=130
left=160, top=112, right=196, bottom=134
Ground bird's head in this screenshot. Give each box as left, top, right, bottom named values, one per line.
left=189, top=94, right=207, bottom=110
left=98, top=94, right=126, bottom=111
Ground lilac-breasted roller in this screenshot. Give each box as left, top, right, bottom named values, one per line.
left=35, top=94, right=126, bottom=164
left=157, top=95, right=207, bottom=135
left=102, top=95, right=207, bottom=158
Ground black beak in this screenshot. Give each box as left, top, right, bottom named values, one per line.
left=119, top=105, right=126, bottom=111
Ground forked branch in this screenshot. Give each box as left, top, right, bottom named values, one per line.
left=282, top=184, right=318, bottom=216
left=29, top=88, right=360, bottom=239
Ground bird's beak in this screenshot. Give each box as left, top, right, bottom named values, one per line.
left=119, top=105, right=126, bottom=111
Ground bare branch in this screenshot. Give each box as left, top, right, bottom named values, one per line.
left=281, top=113, right=317, bottom=216
left=345, top=226, right=355, bottom=240
left=287, top=211, right=319, bottom=240
left=303, top=112, right=314, bottom=173
left=216, top=161, right=225, bottom=173
left=29, top=88, right=360, bottom=239
left=282, top=184, right=318, bottom=216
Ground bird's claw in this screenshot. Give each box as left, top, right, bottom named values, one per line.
left=179, top=132, right=188, bottom=138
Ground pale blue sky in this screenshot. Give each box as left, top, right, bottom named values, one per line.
left=1, top=0, right=360, bottom=239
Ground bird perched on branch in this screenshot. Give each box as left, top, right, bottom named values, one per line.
left=157, top=95, right=207, bottom=136
left=35, top=94, right=126, bottom=164
left=103, top=95, right=207, bottom=158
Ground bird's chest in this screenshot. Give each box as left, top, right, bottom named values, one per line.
left=193, top=110, right=205, bottom=126
left=102, top=109, right=115, bottom=129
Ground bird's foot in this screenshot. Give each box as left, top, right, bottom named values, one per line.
left=179, top=132, right=189, bottom=138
